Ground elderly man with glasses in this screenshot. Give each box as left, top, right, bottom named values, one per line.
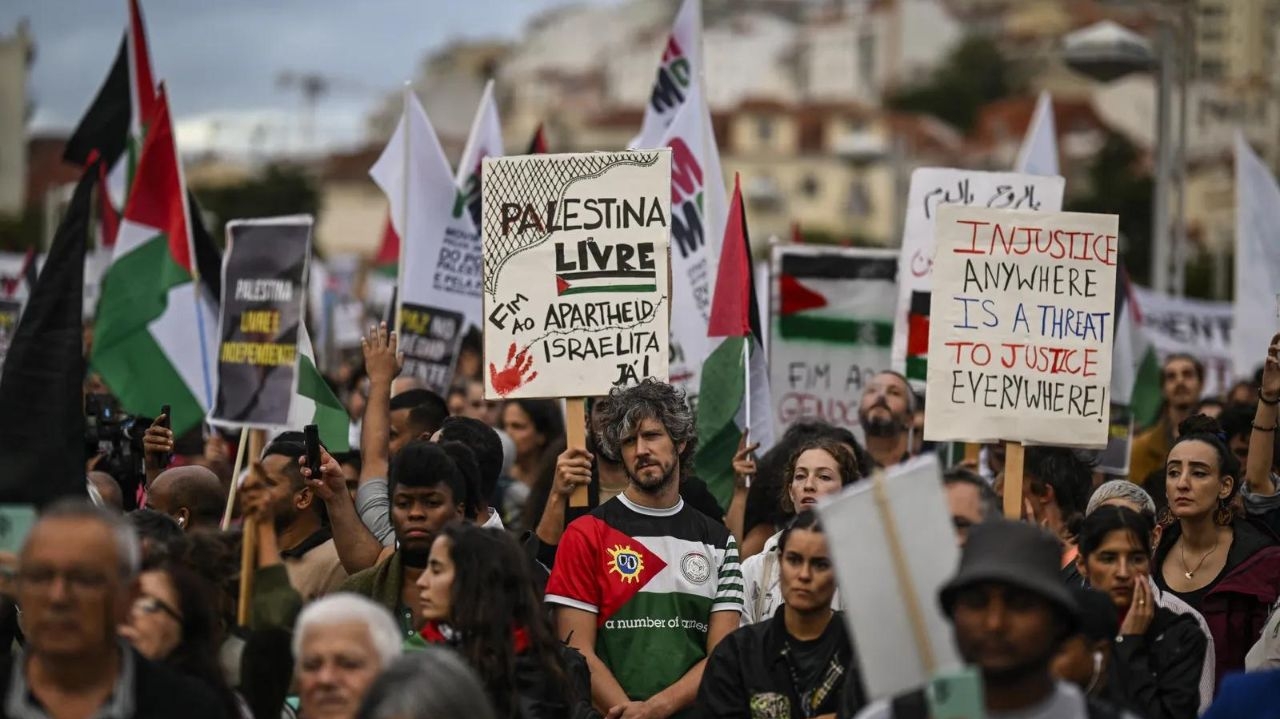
left=1, top=500, right=223, bottom=719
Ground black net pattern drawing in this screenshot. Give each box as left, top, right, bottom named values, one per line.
left=482, top=151, right=662, bottom=296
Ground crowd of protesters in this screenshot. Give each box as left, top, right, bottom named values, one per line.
left=8, top=324, right=1280, bottom=719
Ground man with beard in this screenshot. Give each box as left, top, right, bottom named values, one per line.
left=1130, top=354, right=1205, bottom=488
left=855, top=520, right=1135, bottom=719
left=339, top=440, right=466, bottom=638
left=547, top=379, right=743, bottom=719
left=241, top=434, right=349, bottom=601
left=857, top=371, right=917, bottom=469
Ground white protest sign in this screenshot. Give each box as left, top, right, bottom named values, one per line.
left=1131, top=286, right=1234, bottom=397
left=481, top=151, right=671, bottom=399
left=923, top=206, right=1119, bottom=447
left=819, top=455, right=961, bottom=700
left=770, top=245, right=897, bottom=433
left=891, top=169, right=1065, bottom=386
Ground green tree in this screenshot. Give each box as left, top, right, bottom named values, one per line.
left=194, top=163, right=320, bottom=242
left=886, top=35, right=1022, bottom=133
left=1065, top=131, right=1154, bottom=285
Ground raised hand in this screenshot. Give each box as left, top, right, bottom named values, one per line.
left=732, top=432, right=760, bottom=489
left=362, top=322, right=402, bottom=385
left=143, top=415, right=174, bottom=472
left=489, top=342, right=537, bottom=396
left=1262, top=332, right=1280, bottom=401
left=299, top=448, right=346, bottom=504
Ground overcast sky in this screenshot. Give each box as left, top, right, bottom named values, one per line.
left=2, top=0, right=612, bottom=154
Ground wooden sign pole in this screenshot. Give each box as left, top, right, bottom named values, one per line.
left=872, top=471, right=936, bottom=674
left=220, top=427, right=250, bottom=530
left=1002, top=441, right=1025, bottom=520
left=565, top=398, right=589, bottom=508
left=237, top=429, right=266, bottom=627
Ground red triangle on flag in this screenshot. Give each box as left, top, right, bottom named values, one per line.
left=374, top=213, right=399, bottom=267
left=556, top=276, right=570, bottom=295
left=779, top=274, right=826, bottom=315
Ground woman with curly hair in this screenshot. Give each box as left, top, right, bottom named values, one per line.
left=413, top=523, right=594, bottom=719
left=738, top=437, right=860, bottom=626
left=1153, top=413, right=1280, bottom=690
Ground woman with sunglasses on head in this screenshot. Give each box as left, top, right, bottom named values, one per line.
left=1077, top=506, right=1209, bottom=718
left=119, top=560, right=246, bottom=718
left=1153, top=413, right=1280, bottom=691
left=738, top=437, right=860, bottom=626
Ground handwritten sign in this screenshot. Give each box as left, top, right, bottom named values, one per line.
left=891, top=169, right=1065, bottom=387
left=770, top=246, right=897, bottom=433
left=480, top=151, right=671, bottom=399
left=923, top=206, right=1118, bottom=447
left=210, top=217, right=311, bottom=428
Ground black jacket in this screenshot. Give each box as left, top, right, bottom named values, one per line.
left=1106, top=605, right=1207, bottom=719
left=0, top=648, right=226, bottom=719
left=699, top=607, right=865, bottom=719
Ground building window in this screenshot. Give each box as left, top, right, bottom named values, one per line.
left=1199, top=59, right=1225, bottom=79
left=846, top=180, right=871, bottom=218
left=857, top=32, right=876, bottom=87
left=800, top=174, right=820, bottom=198
left=756, top=118, right=773, bottom=143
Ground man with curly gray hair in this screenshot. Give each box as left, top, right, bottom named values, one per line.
left=546, top=379, right=743, bottom=719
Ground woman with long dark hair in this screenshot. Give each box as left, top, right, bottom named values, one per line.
left=738, top=437, right=859, bottom=625
left=413, top=523, right=593, bottom=718
left=119, top=560, right=245, bottom=718
left=1153, top=413, right=1280, bottom=690
left=1077, top=506, right=1210, bottom=718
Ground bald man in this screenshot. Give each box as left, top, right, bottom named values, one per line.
left=87, top=471, right=123, bottom=511
left=146, top=465, right=227, bottom=532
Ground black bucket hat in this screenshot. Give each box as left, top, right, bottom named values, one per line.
left=938, top=519, right=1079, bottom=632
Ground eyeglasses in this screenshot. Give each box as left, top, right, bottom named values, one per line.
left=134, top=595, right=183, bottom=623
left=16, top=567, right=111, bottom=595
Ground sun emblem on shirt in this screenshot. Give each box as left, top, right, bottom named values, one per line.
left=606, top=545, right=644, bottom=583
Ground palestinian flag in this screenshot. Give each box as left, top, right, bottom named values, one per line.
left=91, top=90, right=215, bottom=437
left=776, top=251, right=896, bottom=348
left=555, top=270, right=658, bottom=297
left=290, top=326, right=350, bottom=452
left=527, top=123, right=548, bottom=155
left=1113, top=264, right=1161, bottom=428
left=905, top=291, right=931, bottom=384
left=373, top=214, right=398, bottom=278
left=695, top=175, right=773, bottom=508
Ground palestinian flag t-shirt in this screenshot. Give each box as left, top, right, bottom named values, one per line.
left=546, top=493, right=743, bottom=710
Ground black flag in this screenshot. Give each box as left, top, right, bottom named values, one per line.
left=0, top=163, right=98, bottom=505
left=63, top=35, right=129, bottom=169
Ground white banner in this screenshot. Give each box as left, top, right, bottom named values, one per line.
left=891, top=168, right=1065, bottom=386
left=480, top=151, right=672, bottom=399
left=1131, top=286, right=1234, bottom=397
left=923, top=206, right=1118, bottom=447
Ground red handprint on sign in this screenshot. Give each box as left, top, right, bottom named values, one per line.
left=489, top=342, right=538, bottom=396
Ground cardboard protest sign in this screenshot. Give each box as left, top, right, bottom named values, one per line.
left=1131, top=286, right=1233, bottom=397
left=210, top=217, right=311, bottom=428
left=923, top=206, right=1119, bottom=447
left=398, top=303, right=464, bottom=394
left=770, top=246, right=897, bottom=433
left=891, top=169, right=1065, bottom=387
left=819, top=455, right=961, bottom=700
left=480, top=151, right=671, bottom=399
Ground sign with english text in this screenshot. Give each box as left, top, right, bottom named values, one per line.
left=892, top=169, right=1065, bottom=388
left=210, top=216, right=311, bottom=428
left=770, top=245, right=897, bottom=434
left=481, top=151, right=671, bottom=399
left=923, top=206, right=1118, bottom=447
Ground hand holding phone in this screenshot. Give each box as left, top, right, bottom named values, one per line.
left=303, top=424, right=322, bottom=480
